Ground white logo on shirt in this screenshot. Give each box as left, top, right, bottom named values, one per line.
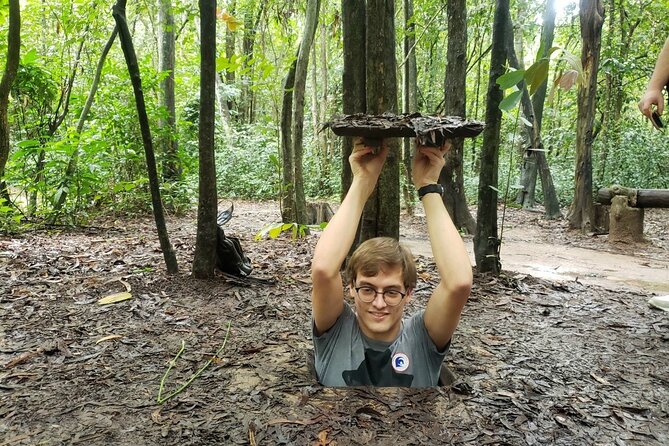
left=391, top=353, right=410, bottom=372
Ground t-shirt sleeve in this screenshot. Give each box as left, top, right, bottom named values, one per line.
left=312, top=303, right=354, bottom=376
left=406, top=310, right=450, bottom=371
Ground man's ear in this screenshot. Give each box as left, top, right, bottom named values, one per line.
left=406, top=288, right=414, bottom=304
left=348, top=283, right=356, bottom=298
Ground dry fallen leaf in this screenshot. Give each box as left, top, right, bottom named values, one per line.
left=95, top=335, right=123, bottom=344
left=590, top=372, right=612, bottom=386
left=97, top=292, right=132, bottom=305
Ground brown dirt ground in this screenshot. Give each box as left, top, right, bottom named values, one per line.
left=1, top=202, right=668, bottom=445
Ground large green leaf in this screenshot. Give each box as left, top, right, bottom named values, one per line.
left=524, top=59, right=549, bottom=96
left=497, top=70, right=525, bottom=89
left=499, top=90, right=522, bottom=111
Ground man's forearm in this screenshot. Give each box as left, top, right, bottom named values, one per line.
left=648, top=37, right=669, bottom=90
left=422, top=194, right=473, bottom=289
left=311, top=179, right=370, bottom=276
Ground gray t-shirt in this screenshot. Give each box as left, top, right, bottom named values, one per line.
left=313, top=303, right=449, bottom=387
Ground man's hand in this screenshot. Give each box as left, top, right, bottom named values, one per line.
left=638, top=89, right=665, bottom=125
left=350, top=138, right=389, bottom=196
left=412, top=141, right=451, bottom=189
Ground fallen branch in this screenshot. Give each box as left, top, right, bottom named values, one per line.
left=157, top=321, right=232, bottom=404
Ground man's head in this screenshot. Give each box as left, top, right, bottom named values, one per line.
left=345, top=237, right=417, bottom=342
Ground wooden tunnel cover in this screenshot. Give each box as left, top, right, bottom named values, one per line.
left=323, top=112, right=485, bottom=146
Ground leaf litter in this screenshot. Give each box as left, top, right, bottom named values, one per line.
left=0, top=203, right=668, bottom=445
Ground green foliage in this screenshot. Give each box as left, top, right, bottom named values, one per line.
left=255, top=221, right=327, bottom=240
left=595, top=122, right=669, bottom=191
left=215, top=124, right=280, bottom=199
left=0, top=198, right=23, bottom=232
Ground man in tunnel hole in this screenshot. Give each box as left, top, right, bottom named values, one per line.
left=310, top=137, right=473, bottom=387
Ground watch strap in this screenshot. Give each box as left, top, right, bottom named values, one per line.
left=417, top=184, right=444, bottom=199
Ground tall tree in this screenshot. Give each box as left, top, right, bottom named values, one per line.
left=440, top=0, right=476, bottom=235
left=569, top=0, right=604, bottom=232
left=224, top=0, right=237, bottom=113
left=29, top=31, right=86, bottom=215
left=192, top=0, right=218, bottom=278
left=279, top=0, right=321, bottom=224
left=402, top=0, right=417, bottom=217
left=515, top=0, right=556, bottom=208
left=360, top=0, right=400, bottom=242
left=505, top=6, right=561, bottom=219
left=159, top=0, right=181, bottom=181
left=280, top=57, right=297, bottom=222
left=291, top=0, right=321, bottom=225
left=113, top=0, right=178, bottom=274
left=0, top=0, right=21, bottom=201
left=51, top=26, right=119, bottom=219
left=474, top=0, right=509, bottom=274
left=341, top=0, right=366, bottom=200
left=238, top=1, right=265, bottom=124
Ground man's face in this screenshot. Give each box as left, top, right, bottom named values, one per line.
left=350, top=264, right=411, bottom=342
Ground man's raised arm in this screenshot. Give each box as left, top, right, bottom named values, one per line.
left=412, top=143, right=473, bottom=351
left=639, top=37, right=669, bottom=121
left=311, top=139, right=388, bottom=335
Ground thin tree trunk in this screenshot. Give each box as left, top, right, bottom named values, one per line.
left=568, top=0, right=604, bottom=232
left=402, top=0, right=417, bottom=217
left=441, top=0, right=476, bottom=235
left=225, top=0, right=236, bottom=113
left=341, top=0, right=366, bottom=201
left=31, top=33, right=86, bottom=216
left=291, top=0, right=321, bottom=225
left=280, top=57, right=297, bottom=223
left=505, top=9, right=561, bottom=219
left=159, top=0, right=180, bottom=181
left=50, top=26, right=118, bottom=219
left=360, top=0, right=400, bottom=243
left=319, top=22, right=331, bottom=183
left=113, top=0, right=178, bottom=274
left=474, top=0, right=508, bottom=274
left=239, top=1, right=265, bottom=124
left=516, top=0, right=556, bottom=206
left=0, top=0, right=20, bottom=202
left=192, top=0, right=219, bottom=278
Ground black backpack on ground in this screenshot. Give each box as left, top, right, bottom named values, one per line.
left=216, top=204, right=252, bottom=277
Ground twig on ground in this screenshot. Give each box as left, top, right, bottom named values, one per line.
left=157, top=321, right=232, bottom=404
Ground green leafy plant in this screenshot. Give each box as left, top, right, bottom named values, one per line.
left=255, top=221, right=327, bottom=240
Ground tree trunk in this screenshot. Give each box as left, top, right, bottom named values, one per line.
left=30, top=34, right=85, bottom=216
left=239, top=1, right=265, bottom=124
left=113, top=0, right=178, bottom=274
left=505, top=8, right=561, bottom=219
left=361, top=0, right=400, bottom=242
left=402, top=0, right=417, bottom=217
left=225, top=0, right=236, bottom=113
left=192, top=0, right=219, bottom=278
left=158, top=0, right=181, bottom=181
left=0, top=0, right=20, bottom=202
left=291, top=0, right=320, bottom=225
left=516, top=0, right=556, bottom=207
left=341, top=0, right=366, bottom=201
left=50, top=26, right=118, bottom=220
left=280, top=57, right=297, bottom=223
left=441, top=0, right=476, bottom=235
left=568, top=0, right=604, bottom=232
left=474, top=0, right=508, bottom=274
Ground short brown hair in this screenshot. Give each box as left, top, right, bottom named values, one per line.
left=345, top=237, right=417, bottom=289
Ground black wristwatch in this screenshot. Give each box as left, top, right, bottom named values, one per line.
left=417, top=184, right=444, bottom=200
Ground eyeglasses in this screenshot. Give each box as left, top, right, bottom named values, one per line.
left=354, top=285, right=407, bottom=306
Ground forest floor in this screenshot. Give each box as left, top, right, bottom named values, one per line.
left=1, top=201, right=668, bottom=445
